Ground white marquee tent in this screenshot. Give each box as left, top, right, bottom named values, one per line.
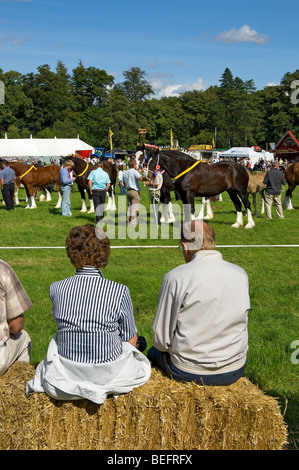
left=0, top=137, right=94, bottom=163
left=219, top=147, right=274, bottom=164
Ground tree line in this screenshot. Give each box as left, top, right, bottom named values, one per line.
left=0, top=61, right=298, bottom=151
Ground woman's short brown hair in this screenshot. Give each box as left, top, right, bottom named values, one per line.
left=66, top=224, right=110, bottom=269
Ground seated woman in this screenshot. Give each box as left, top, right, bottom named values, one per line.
left=26, top=224, right=151, bottom=404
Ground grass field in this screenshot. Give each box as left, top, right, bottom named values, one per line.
left=1, top=181, right=298, bottom=447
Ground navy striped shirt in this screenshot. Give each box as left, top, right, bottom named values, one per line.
left=49, top=266, right=137, bottom=364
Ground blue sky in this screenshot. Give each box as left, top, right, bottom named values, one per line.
left=0, top=0, right=298, bottom=98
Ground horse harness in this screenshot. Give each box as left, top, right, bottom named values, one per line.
left=76, top=162, right=89, bottom=177
left=172, top=160, right=201, bottom=182
left=20, top=165, right=38, bottom=179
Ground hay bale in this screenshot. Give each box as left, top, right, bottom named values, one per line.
left=0, top=362, right=34, bottom=450
left=0, top=362, right=288, bottom=450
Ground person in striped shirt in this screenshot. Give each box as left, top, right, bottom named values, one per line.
left=26, top=224, right=151, bottom=403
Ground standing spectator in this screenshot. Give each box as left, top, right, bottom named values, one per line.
left=118, top=164, right=126, bottom=195
left=263, top=161, right=286, bottom=219
left=0, top=259, right=32, bottom=376
left=59, top=159, right=75, bottom=217
left=147, top=220, right=250, bottom=386
left=0, top=161, right=16, bottom=211
left=122, top=160, right=146, bottom=226
left=87, top=161, right=111, bottom=223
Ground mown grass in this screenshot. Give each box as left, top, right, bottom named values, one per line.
left=0, top=182, right=298, bottom=447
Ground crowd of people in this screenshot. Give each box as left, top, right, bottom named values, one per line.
left=0, top=153, right=293, bottom=224
left=1, top=219, right=252, bottom=404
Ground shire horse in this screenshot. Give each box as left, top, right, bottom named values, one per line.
left=145, top=145, right=255, bottom=229
left=65, top=156, right=117, bottom=213
left=1, top=161, right=62, bottom=209
left=283, top=162, right=299, bottom=210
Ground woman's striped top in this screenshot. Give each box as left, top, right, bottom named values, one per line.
left=49, top=266, right=137, bottom=364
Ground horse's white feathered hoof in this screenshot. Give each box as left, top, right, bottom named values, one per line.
left=167, top=215, right=175, bottom=223
left=282, top=196, right=294, bottom=210
left=231, top=222, right=242, bottom=228
left=203, top=214, right=213, bottom=220
left=160, top=217, right=166, bottom=223
left=80, top=208, right=87, bottom=213
left=88, top=209, right=95, bottom=214
left=245, top=221, right=255, bottom=229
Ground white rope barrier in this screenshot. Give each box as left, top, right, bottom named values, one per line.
left=0, top=245, right=298, bottom=250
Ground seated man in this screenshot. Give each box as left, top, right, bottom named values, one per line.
left=26, top=224, right=151, bottom=403
left=147, top=220, right=250, bottom=386
left=0, top=259, right=32, bottom=376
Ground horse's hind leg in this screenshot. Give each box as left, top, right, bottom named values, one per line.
left=240, top=191, right=255, bottom=229
left=283, top=184, right=295, bottom=210
left=227, top=190, right=244, bottom=228
left=25, top=186, right=37, bottom=209
left=14, top=179, right=21, bottom=205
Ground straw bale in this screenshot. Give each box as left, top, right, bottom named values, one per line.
left=0, top=362, right=288, bottom=450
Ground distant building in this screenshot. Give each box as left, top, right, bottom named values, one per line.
left=274, top=131, right=299, bottom=162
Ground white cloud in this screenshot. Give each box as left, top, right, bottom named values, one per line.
left=266, top=82, right=279, bottom=87
left=213, top=24, right=270, bottom=45
left=0, top=35, right=26, bottom=46
left=149, top=74, right=206, bottom=99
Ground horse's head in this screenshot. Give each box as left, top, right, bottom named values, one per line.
left=142, top=144, right=160, bottom=179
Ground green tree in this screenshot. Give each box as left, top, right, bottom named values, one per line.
left=117, top=67, right=153, bottom=104
left=0, top=69, right=33, bottom=137
left=101, top=87, right=139, bottom=149
left=71, top=60, right=114, bottom=111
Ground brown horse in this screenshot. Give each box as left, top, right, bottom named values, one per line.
left=145, top=146, right=255, bottom=228
left=65, top=156, right=117, bottom=213
left=8, top=163, right=53, bottom=205
left=283, top=162, right=299, bottom=210
left=246, top=169, right=266, bottom=217
left=4, top=162, right=62, bottom=209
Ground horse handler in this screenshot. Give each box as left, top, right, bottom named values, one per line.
left=0, top=160, right=16, bottom=211
left=122, top=159, right=147, bottom=226
left=59, top=159, right=76, bottom=216
left=263, top=161, right=286, bottom=219
left=87, top=161, right=111, bottom=223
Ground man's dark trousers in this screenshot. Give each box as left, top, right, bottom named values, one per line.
left=92, top=190, right=106, bottom=223
left=2, top=183, right=14, bottom=210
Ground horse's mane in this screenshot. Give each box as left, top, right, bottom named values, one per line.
left=159, top=150, right=196, bottom=162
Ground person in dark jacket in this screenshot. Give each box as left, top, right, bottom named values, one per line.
left=263, top=160, right=286, bottom=219
left=0, top=161, right=16, bottom=211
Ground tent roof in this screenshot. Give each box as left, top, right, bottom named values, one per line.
left=220, top=147, right=274, bottom=162
left=0, top=138, right=93, bottom=157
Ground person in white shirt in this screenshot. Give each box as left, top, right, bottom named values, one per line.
left=147, top=220, right=250, bottom=386
left=122, top=159, right=147, bottom=226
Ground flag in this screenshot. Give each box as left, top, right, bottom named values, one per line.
left=108, top=128, right=113, bottom=150
left=212, top=137, right=215, bottom=148
left=170, top=129, right=174, bottom=149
